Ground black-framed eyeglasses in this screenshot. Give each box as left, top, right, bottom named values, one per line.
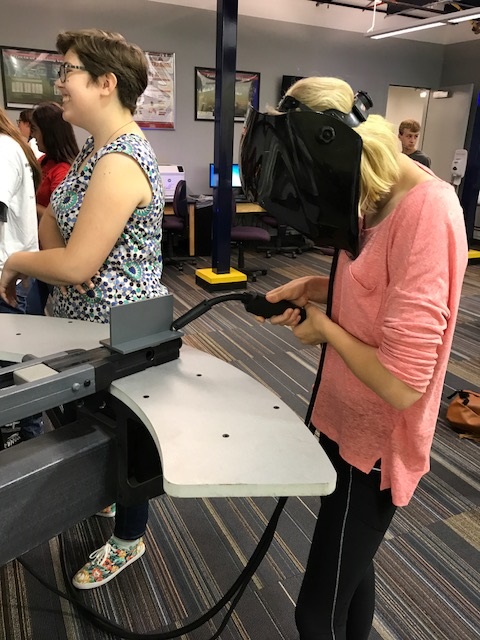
left=57, top=62, right=87, bottom=83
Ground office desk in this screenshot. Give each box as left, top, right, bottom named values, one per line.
left=164, top=202, right=195, bottom=256
left=164, top=201, right=265, bottom=257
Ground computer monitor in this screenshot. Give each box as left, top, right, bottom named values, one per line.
left=209, top=163, right=242, bottom=189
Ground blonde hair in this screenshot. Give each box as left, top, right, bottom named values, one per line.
left=287, top=77, right=400, bottom=216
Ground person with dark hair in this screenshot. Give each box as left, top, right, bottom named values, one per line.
left=398, top=118, right=431, bottom=168
left=30, top=101, right=79, bottom=222
left=0, top=29, right=167, bottom=587
left=253, top=77, right=467, bottom=639
left=55, top=28, right=148, bottom=115
left=26, top=101, right=80, bottom=315
left=17, top=109, right=43, bottom=159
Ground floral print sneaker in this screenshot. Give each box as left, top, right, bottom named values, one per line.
left=96, top=503, right=116, bottom=518
left=72, top=537, right=145, bottom=589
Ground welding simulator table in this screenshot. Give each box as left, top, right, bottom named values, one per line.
left=0, top=314, right=336, bottom=565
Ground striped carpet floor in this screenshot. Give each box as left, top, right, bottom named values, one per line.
left=1, top=248, right=479, bottom=640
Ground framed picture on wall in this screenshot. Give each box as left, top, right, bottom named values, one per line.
left=280, top=75, right=304, bottom=99
left=195, top=67, right=260, bottom=122
left=0, top=46, right=64, bottom=109
left=135, top=52, right=175, bottom=130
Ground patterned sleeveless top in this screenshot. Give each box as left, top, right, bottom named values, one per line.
left=50, top=133, right=168, bottom=324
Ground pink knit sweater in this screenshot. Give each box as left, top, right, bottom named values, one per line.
left=311, top=177, right=468, bottom=506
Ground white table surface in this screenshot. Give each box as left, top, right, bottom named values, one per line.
left=0, top=315, right=336, bottom=499
left=0, top=314, right=109, bottom=363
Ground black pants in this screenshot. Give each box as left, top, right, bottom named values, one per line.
left=295, top=434, right=397, bottom=640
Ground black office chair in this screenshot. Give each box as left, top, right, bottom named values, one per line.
left=162, top=180, right=196, bottom=271
left=257, top=214, right=301, bottom=259
left=231, top=198, right=271, bottom=282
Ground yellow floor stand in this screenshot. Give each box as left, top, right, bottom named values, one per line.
left=468, top=249, right=480, bottom=264
left=195, top=267, right=248, bottom=292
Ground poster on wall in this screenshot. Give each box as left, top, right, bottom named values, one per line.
left=135, top=52, right=175, bottom=130
left=195, top=67, right=260, bottom=121
left=0, top=47, right=64, bottom=109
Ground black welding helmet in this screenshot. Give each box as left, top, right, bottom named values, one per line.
left=239, top=91, right=373, bottom=258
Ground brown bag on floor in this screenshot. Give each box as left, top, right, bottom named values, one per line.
left=446, top=390, right=480, bottom=441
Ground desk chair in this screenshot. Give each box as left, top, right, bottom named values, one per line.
left=257, top=214, right=301, bottom=259
left=162, top=180, right=196, bottom=271
left=231, top=201, right=271, bottom=282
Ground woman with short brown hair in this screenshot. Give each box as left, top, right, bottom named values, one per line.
left=0, top=29, right=168, bottom=589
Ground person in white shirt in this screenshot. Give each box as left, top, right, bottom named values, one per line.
left=0, top=107, right=41, bottom=312
left=0, top=107, right=43, bottom=446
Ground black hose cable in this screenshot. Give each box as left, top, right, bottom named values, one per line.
left=207, top=496, right=288, bottom=640
left=304, top=248, right=339, bottom=433
left=171, top=291, right=306, bottom=331
left=171, top=293, right=247, bottom=330
left=18, top=496, right=287, bottom=640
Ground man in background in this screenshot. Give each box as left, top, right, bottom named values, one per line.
left=398, top=119, right=431, bottom=168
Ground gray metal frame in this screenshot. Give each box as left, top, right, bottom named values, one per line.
left=0, top=419, right=117, bottom=565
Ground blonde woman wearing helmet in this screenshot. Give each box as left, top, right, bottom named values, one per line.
left=258, top=77, right=467, bottom=639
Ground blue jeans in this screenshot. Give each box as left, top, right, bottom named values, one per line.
left=26, top=279, right=51, bottom=316
left=0, top=282, right=45, bottom=439
left=17, top=414, right=44, bottom=440
left=0, top=281, right=30, bottom=314
left=114, top=502, right=149, bottom=540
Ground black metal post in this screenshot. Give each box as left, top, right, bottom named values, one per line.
left=211, top=0, right=238, bottom=273
left=460, top=91, right=480, bottom=244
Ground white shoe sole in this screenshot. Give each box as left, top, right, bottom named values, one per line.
left=95, top=510, right=116, bottom=518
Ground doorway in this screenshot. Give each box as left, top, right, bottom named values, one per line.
left=385, top=85, right=430, bottom=150
left=385, top=84, right=474, bottom=183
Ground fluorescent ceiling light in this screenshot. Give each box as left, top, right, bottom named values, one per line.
left=367, top=5, right=480, bottom=39
left=369, top=22, right=445, bottom=39
left=448, top=11, right=480, bottom=23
